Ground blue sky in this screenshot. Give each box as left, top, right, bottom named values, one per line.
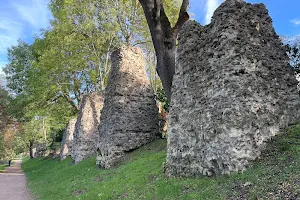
left=190, top=0, right=300, bottom=37
left=0, top=0, right=51, bottom=75
left=0, top=0, right=300, bottom=76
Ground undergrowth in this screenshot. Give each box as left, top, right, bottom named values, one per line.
left=0, top=164, right=7, bottom=172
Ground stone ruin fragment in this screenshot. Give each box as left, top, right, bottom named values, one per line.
left=96, top=46, right=159, bottom=169
left=33, top=142, right=47, bottom=158
left=60, top=118, right=76, bottom=160
left=72, top=92, right=104, bottom=164
left=165, top=0, right=300, bottom=177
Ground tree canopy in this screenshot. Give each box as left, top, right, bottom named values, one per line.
left=2, top=0, right=179, bottom=159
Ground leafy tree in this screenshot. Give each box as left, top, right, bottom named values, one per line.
left=4, top=39, right=74, bottom=148
left=34, top=0, right=153, bottom=111
left=3, top=0, right=174, bottom=158
left=1, top=124, right=18, bottom=160
left=0, top=86, right=12, bottom=160
left=0, top=85, right=12, bottom=130
left=286, top=43, right=300, bottom=73
left=16, top=119, right=44, bottom=158
left=3, top=40, right=41, bottom=120
left=285, top=36, right=300, bottom=91
left=113, top=0, right=151, bottom=46
left=4, top=40, right=35, bottom=95
left=38, top=0, right=147, bottom=112
left=0, top=86, right=22, bottom=160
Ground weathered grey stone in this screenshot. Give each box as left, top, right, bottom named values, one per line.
left=33, top=143, right=47, bottom=158
left=72, top=92, right=104, bottom=164
left=60, top=118, right=76, bottom=160
left=165, top=0, right=300, bottom=177
left=96, top=46, right=159, bottom=169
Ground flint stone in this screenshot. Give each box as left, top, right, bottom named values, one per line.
left=72, top=92, right=104, bottom=164
left=165, top=0, right=300, bottom=177
left=60, top=118, right=76, bottom=160
left=96, top=46, right=159, bottom=169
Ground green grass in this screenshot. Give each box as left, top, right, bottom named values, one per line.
left=23, top=125, right=300, bottom=200
left=0, top=164, right=7, bottom=172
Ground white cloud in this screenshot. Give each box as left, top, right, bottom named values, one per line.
left=12, top=0, right=52, bottom=31
left=205, top=0, right=224, bottom=24
left=281, top=34, right=300, bottom=45
left=0, top=61, right=7, bottom=75
left=0, top=68, right=4, bottom=75
left=0, top=61, right=7, bottom=87
left=291, top=19, right=300, bottom=26
left=0, top=0, right=52, bottom=77
left=0, top=18, right=23, bottom=54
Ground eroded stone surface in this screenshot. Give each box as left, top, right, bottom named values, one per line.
left=165, top=0, right=300, bottom=177
left=72, top=92, right=104, bottom=164
left=96, top=46, right=159, bottom=169
left=33, top=143, right=47, bottom=158
left=60, top=118, right=76, bottom=160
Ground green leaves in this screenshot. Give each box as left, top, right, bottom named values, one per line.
left=3, top=0, right=183, bottom=152
left=4, top=40, right=35, bottom=95
left=163, top=0, right=183, bottom=27
left=286, top=43, right=300, bottom=72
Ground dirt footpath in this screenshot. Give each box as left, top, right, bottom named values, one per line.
left=0, top=159, right=33, bottom=200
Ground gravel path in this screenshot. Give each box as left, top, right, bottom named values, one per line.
left=0, top=159, right=33, bottom=200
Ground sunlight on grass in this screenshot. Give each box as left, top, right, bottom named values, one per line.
left=23, top=125, right=300, bottom=199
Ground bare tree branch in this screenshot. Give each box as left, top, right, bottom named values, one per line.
left=64, top=93, right=79, bottom=111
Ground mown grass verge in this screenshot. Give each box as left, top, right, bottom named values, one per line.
left=23, top=125, right=300, bottom=200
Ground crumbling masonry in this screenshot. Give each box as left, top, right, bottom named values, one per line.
left=72, top=92, right=104, bottom=164
left=60, top=118, right=76, bottom=160
left=96, top=46, right=159, bottom=169
left=165, top=0, right=300, bottom=177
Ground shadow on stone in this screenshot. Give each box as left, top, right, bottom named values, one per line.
left=96, top=46, right=159, bottom=169
left=165, top=0, right=300, bottom=177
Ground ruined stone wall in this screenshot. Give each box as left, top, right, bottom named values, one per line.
left=72, top=92, right=104, bottom=164
left=33, top=143, right=47, bottom=158
left=60, top=118, right=76, bottom=160
left=96, top=46, right=159, bottom=169
left=165, top=0, right=300, bottom=177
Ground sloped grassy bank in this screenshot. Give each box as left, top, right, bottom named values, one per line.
left=23, top=125, right=300, bottom=200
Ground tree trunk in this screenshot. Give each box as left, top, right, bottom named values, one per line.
left=29, top=140, right=34, bottom=158
left=138, top=0, right=189, bottom=101
left=156, top=40, right=177, bottom=102
left=42, top=118, right=46, bottom=140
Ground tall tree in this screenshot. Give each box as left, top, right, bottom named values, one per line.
left=138, top=0, right=190, bottom=101
left=17, top=119, right=44, bottom=158
left=4, top=40, right=35, bottom=95
left=0, top=86, right=19, bottom=160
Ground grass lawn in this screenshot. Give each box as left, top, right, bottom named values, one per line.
left=23, top=125, right=300, bottom=200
